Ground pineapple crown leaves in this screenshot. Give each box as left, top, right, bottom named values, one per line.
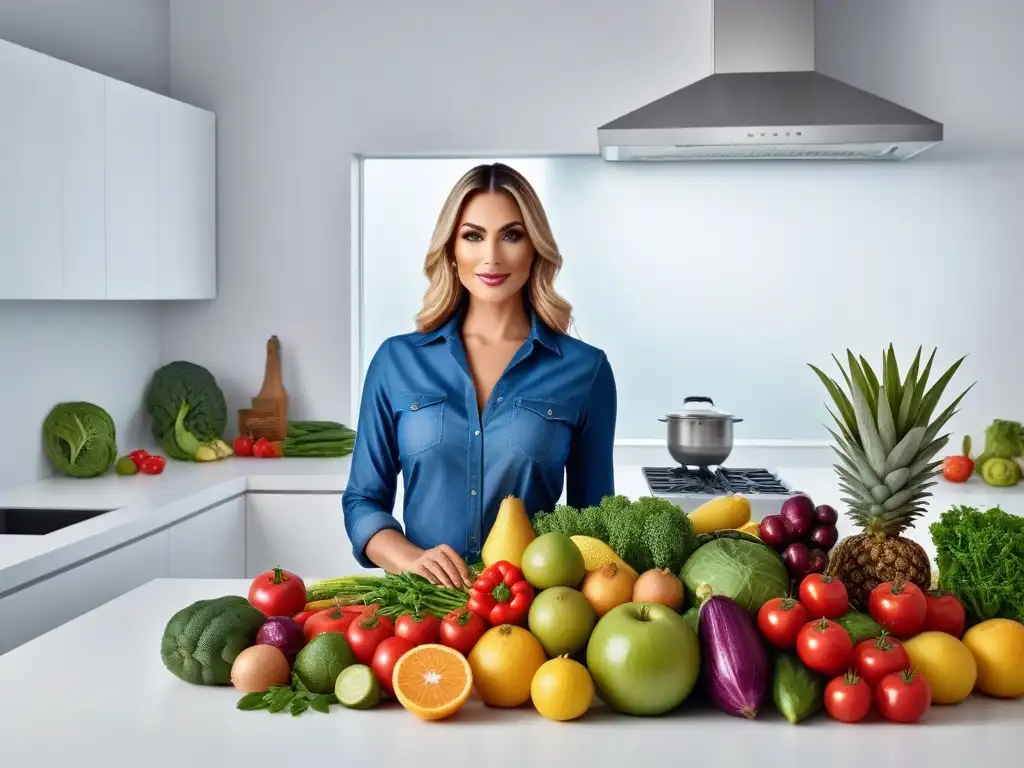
left=810, top=345, right=974, bottom=520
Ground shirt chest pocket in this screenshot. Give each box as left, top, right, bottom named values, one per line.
left=509, top=397, right=577, bottom=465
left=394, top=392, right=446, bottom=457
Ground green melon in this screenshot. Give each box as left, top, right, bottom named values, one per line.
left=160, top=595, right=265, bottom=685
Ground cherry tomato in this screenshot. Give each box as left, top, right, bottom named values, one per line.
left=824, top=671, right=873, bottom=723
left=757, top=597, right=809, bottom=650
left=796, top=617, right=854, bottom=677
left=372, top=636, right=415, bottom=697
left=876, top=668, right=931, bottom=723
left=129, top=449, right=150, bottom=468
left=394, top=612, right=441, bottom=646
left=139, top=455, right=166, bottom=475
left=302, top=605, right=367, bottom=643
left=439, top=608, right=487, bottom=655
left=798, top=574, right=849, bottom=619
left=869, top=579, right=927, bottom=638
left=345, top=611, right=394, bottom=666
left=233, top=435, right=255, bottom=457
left=247, top=566, right=307, bottom=617
left=853, top=631, right=910, bottom=688
left=924, top=591, right=966, bottom=638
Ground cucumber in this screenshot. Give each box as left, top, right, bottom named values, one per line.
left=772, top=652, right=825, bottom=724
left=334, top=664, right=380, bottom=710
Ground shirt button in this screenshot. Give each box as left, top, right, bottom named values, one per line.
left=410, top=402, right=419, bottom=411
left=474, top=429, right=480, bottom=436
left=496, top=396, right=503, bottom=402
left=470, top=489, right=477, bottom=496
left=547, top=408, right=553, bottom=416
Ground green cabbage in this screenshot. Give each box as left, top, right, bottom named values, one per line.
left=41, top=401, right=118, bottom=478
left=680, top=537, right=789, bottom=613
left=975, top=419, right=1024, bottom=471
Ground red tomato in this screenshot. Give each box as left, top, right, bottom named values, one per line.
left=394, top=612, right=441, bottom=646
left=129, top=449, right=150, bottom=468
left=796, top=617, right=854, bottom=677
left=876, top=668, right=931, bottom=723
left=757, top=597, right=809, bottom=650
left=247, top=566, right=307, bottom=617
left=345, top=612, right=395, bottom=666
left=372, top=636, right=415, bottom=697
left=292, top=610, right=317, bottom=627
left=798, top=574, right=849, bottom=619
left=869, top=580, right=927, bottom=638
left=853, top=632, right=910, bottom=688
left=233, top=435, right=255, bottom=457
left=140, top=455, right=166, bottom=475
left=439, top=609, right=488, bottom=655
left=252, top=438, right=280, bottom=458
left=924, top=591, right=966, bottom=638
left=824, top=672, right=873, bottom=723
left=303, top=605, right=367, bottom=643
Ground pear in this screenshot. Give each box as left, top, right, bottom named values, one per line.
left=481, top=495, right=537, bottom=568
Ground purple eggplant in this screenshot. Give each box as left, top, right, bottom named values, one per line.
left=698, top=595, right=770, bottom=719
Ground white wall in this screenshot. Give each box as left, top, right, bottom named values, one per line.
left=164, top=0, right=1023, bottom=452
left=0, top=0, right=170, bottom=490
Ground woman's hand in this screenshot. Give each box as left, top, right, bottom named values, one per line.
left=407, top=544, right=472, bottom=589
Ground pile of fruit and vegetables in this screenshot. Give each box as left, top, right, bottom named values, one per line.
left=157, top=345, right=1024, bottom=724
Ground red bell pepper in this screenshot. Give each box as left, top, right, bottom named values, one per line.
left=466, top=560, right=534, bottom=625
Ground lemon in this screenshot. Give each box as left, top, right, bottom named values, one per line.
left=902, top=631, right=977, bottom=704
left=962, top=618, right=1024, bottom=698
left=530, top=657, right=594, bottom=721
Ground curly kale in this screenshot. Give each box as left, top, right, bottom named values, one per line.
left=532, top=494, right=697, bottom=574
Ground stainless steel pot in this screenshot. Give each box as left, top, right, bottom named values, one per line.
left=658, top=396, right=743, bottom=468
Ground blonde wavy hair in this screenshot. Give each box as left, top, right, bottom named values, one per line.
left=415, top=163, right=573, bottom=334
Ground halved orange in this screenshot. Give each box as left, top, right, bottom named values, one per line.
left=392, top=643, right=473, bottom=721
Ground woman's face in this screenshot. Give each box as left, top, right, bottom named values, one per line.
left=452, top=190, right=534, bottom=307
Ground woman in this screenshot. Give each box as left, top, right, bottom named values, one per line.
left=343, top=162, right=617, bottom=588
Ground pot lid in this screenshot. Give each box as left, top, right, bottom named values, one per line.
left=667, top=396, right=738, bottom=420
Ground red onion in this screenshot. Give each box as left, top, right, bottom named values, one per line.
left=759, top=514, right=789, bottom=551
left=780, top=495, right=816, bottom=539
left=255, top=616, right=305, bottom=662
left=783, top=541, right=812, bottom=576
left=815, top=504, right=839, bottom=526
left=809, top=524, right=839, bottom=551
left=698, top=595, right=769, bottom=719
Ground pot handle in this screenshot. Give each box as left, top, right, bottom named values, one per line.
left=657, top=417, right=667, bottom=422
left=683, top=396, right=714, bottom=406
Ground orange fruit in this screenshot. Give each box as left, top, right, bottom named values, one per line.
left=468, top=624, right=547, bottom=707
left=392, top=643, right=473, bottom=721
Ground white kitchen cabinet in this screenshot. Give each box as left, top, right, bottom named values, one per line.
left=168, top=495, right=246, bottom=579
left=0, top=38, right=216, bottom=301
left=0, top=531, right=169, bottom=656
left=105, top=79, right=216, bottom=300
left=246, top=492, right=377, bottom=580
left=0, top=40, right=105, bottom=300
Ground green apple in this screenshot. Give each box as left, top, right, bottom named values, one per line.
left=521, top=532, right=585, bottom=589
left=585, top=601, right=701, bottom=716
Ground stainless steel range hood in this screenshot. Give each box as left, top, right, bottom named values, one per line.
left=598, top=0, right=943, bottom=161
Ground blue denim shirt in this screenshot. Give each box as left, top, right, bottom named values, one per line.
left=343, top=306, right=617, bottom=568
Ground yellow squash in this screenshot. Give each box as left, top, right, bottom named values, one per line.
left=570, top=536, right=639, bottom=580
left=687, top=494, right=751, bottom=535
left=481, top=495, right=536, bottom=568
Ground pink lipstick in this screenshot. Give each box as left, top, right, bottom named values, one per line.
left=476, top=273, right=510, bottom=287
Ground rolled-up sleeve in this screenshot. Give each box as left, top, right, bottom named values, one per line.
left=566, top=352, right=617, bottom=508
left=343, top=340, right=404, bottom=567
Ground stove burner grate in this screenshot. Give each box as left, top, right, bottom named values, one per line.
left=643, top=466, right=790, bottom=495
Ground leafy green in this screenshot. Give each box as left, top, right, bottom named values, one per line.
left=41, top=401, right=118, bottom=478
left=680, top=537, right=789, bottom=613
left=532, top=494, right=697, bottom=573
left=929, top=504, right=1024, bottom=625
left=144, top=361, right=227, bottom=446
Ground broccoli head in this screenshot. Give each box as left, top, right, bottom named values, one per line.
left=144, top=361, right=228, bottom=443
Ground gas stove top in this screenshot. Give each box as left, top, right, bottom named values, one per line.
left=642, top=466, right=796, bottom=519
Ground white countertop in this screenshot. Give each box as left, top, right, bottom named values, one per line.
left=1, top=457, right=1020, bottom=596
left=0, top=577, right=1020, bottom=767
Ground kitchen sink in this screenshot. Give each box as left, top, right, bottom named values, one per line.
left=0, top=508, right=114, bottom=536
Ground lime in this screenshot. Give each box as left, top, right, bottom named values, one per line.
left=115, top=456, right=138, bottom=476
left=293, top=632, right=356, bottom=694
left=335, top=664, right=381, bottom=710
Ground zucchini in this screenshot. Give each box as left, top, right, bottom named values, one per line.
left=772, top=652, right=825, bottom=724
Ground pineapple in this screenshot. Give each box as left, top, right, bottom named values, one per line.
left=809, top=345, right=973, bottom=609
